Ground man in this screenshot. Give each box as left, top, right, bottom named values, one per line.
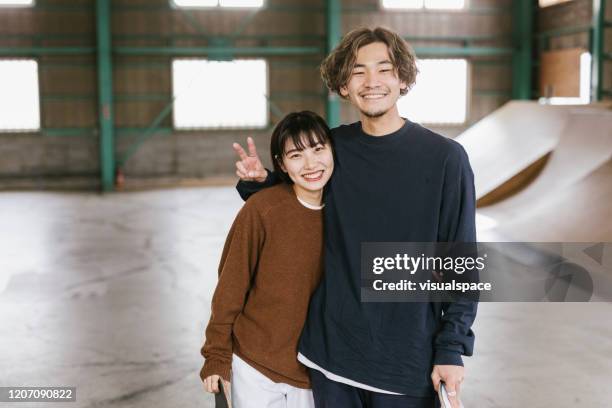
left=232, top=27, right=477, bottom=408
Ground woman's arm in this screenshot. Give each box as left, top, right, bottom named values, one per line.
left=200, top=202, right=265, bottom=382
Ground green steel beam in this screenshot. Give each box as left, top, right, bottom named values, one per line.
left=113, top=46, right=323, bottom=56
left=40, top=91, right=328, bottom=102
left=3, top=33, right=511, bottom=43
left=511, top=0, right=533, bottom=100
left=591, top=0, right=605, bottom=101
left=42, top=128, right=97, bottom=137
left=325, top=0, right=341, bottom=128
left=114, top=33, right=322, bottom=41
left=43, top=127, right=174, bottom=137
left=0, top=47, right=95, bottom=56
left=265, top=95, right=286, bottom=120
left=96, top=0, right=115, bottom=192
left=118, top=99, right=175, bottom=168
left=232, top=7, right=261, bottom=38
left=45, top=126, right=309, bottom=138
left=404, top=34, right=510, bottom=43
left=414, top=46, right=513, bottom=57
left=471, top=59, right=513, bottom=66
left=116, top=90, right=288, bottom=167
left=176, top=7, right=209, bottom=39
left=1, top=33, right=94, bottom=40
left=42, top=94, right=96, bottom=101
left=2, top=41, right=511, bottom=59
left=116, top=127, right=173, bottom=135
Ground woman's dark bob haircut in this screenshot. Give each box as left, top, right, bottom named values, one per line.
left=270, top=111, right=333, bottom=184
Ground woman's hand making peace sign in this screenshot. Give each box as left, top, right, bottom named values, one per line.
left=232, top=137, right=267, bottom=183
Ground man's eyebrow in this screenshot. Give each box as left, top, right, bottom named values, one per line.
left=353, top=60, right=394, bottom=69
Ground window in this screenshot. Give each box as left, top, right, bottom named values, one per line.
left=0, top=59, right=40, bottom=132
left=171, top=0, right=263, bottom=8
left=382, top=0, right=465, bottom=10
left=539, top=0, right=573, bottom=8
left=397, top=59, right=467, bottom=125
left=172, top=59, right=268, bottom=129
left=0, top=0, right=34, bottom=6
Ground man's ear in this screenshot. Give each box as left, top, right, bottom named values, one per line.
left=399, top=80, right=408, bottom=94
left=339, top=86, right=349, bottom=98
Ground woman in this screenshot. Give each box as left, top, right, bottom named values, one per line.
left=200, top=111, right=334, bottom=408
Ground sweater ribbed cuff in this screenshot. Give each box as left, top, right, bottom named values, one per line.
left=433, top=349, right=464, bottom=367
left=200, top=359, right=232, bottom=383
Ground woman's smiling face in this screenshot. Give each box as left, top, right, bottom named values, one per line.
left=279, top=134, right=334, bottom=195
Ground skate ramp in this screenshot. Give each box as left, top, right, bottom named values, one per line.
left=475, top=106, right=612, bottom=241
left=479, top=158, right=612, bottom=241
left=456, top=101, right=577, bottom=199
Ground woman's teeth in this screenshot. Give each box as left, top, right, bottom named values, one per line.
left=303, top=170, right=324, bottom=181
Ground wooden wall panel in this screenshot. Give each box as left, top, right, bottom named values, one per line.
left=540, top=48, right=585, bottom=97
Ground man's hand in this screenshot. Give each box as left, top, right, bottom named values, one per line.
left=431, top=365, right=464, bottom=408
left=232, top=137, right=267, bottom=182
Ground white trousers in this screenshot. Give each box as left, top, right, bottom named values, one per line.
left=231, top=353, right=315, bottom=408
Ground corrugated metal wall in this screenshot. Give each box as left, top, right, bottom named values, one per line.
left=0, top=0, right=608, bottom=189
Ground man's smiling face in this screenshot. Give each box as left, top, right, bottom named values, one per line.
left=339, top=42, right=407, bottom=119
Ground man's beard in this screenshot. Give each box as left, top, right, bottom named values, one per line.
left=361, top=108, right=389, bottom=119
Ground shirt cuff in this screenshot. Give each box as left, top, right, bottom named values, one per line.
left=433, top=349, right=464, bottom=366
left=200, top=358, right=232, bottom=383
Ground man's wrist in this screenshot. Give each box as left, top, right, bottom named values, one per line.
left=433, top=350, right=464, bottom=366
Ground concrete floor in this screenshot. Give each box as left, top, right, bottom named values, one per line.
left=0, top=187, right=611, bottom=408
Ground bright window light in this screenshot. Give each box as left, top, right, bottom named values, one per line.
left=382, top=0, right=464, bottom=9
left=382, top=0, right=424, bottom=8
left=398, top=59, right=467, bottom=124
left=0, top=0, right=34, bottom=6
left=172, top=59, right=268, bottom=129
left=172, top=0, right=216, bottom=6
left=0, top=60, right=40, bottom=132
left=539, top=0, right=572, bottom=8
left=220, top=0, right=263, bottom=7
left=171, top=0, right=263, bottom=7
left=425, top=0, right=464, bottom=9
left=539, top=52, right=591, bottom=105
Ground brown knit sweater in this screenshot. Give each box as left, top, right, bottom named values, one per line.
left=200, top=183, right=324, bottom=389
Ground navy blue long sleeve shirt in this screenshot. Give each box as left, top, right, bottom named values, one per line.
left=237, top=119, right=478, bottom=397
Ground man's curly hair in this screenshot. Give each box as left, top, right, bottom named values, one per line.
left=320, top=27, right=419, bottom=99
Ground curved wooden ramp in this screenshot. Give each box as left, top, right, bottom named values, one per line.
left=473, top=105, right=612, bottom=241
left=455, top=101, right=576, bottom=199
